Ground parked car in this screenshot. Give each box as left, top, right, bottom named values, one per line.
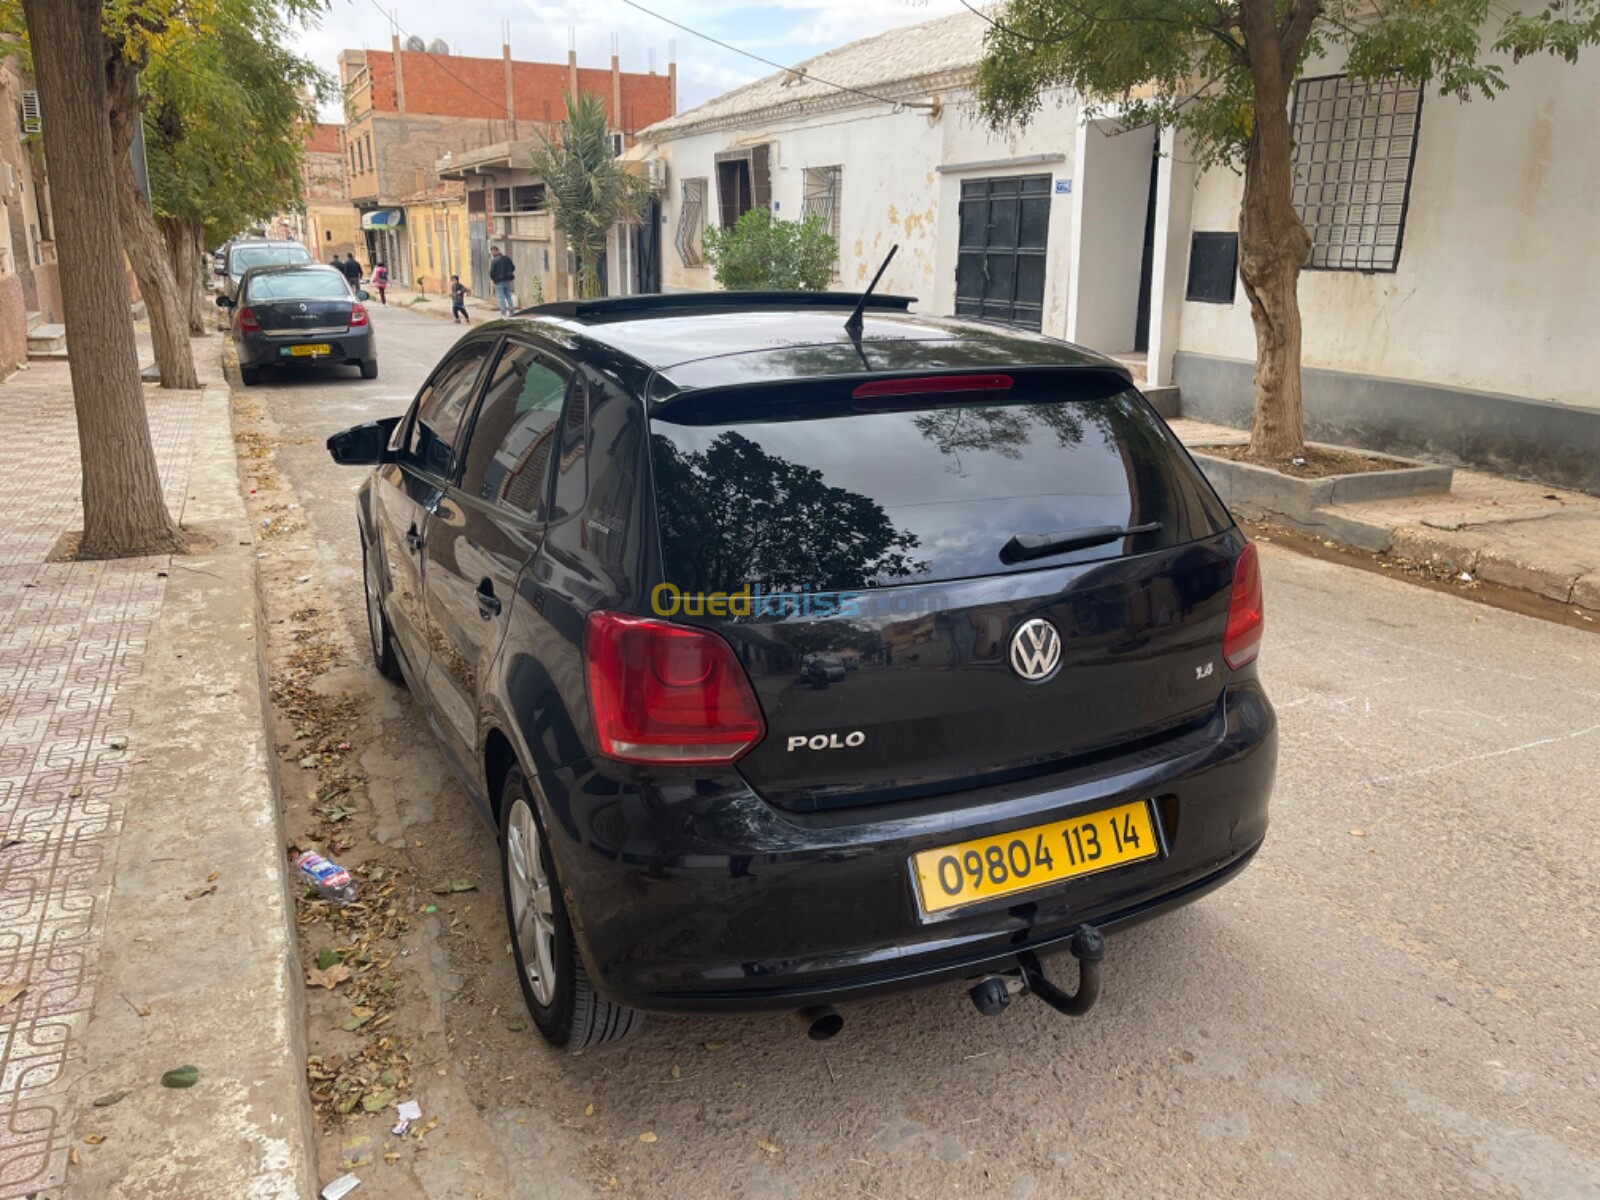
left=217, top=237, right=312, bottom=303
left=325, top=291, right=1275, bottom=1052
left=218, top=264, right=375, bottom=385
left=800, top=653, right=848, bottom=689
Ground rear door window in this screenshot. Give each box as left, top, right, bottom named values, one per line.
left=458, top=340, right=567, bottom=519
left=405, top=342, right=494, bottom=482
left=648, top=389, right=1229, bottom=594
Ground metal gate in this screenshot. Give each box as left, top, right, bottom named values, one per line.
left=954, top=175, right=1050, bottom=331
left=469, top=217, right=490, bottom=301
left=633, top=194, right=662, bottom=294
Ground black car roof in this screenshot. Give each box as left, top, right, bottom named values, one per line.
left=508, top=293, right=1126, bottom=395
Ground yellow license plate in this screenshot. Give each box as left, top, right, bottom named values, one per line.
left=287, top=343, right=331, bottom=357
left=911, top=800, right=1159, bottom=916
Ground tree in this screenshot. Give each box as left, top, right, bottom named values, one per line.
left=19, top=0, right=186, bottom=556
left=702, top=208, right=837, bottom=292
left=142, top=0, right=331, bottom=335
left=530, top=93, right=648, bottom=299
left=973, top=0, right=1600, bottom=462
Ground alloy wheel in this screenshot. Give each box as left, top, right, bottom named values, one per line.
left=505, top=796, right=557, bottom=1007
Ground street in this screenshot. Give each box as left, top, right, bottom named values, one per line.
left=237, top=302, right=1600, bottom=1200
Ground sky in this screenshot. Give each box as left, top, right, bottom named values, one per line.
left=294, top=0, right=973, bottom=122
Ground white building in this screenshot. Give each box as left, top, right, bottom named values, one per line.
left=621, top=11, right=1600, bottom=493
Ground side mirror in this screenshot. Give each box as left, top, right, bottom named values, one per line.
left=326, top=416, right=403, bottom=466
left=356, top=289, right=371, bottom=301
left=214, top=294, right=235, bottom=308
left=214, top=265, right=227, bottom=276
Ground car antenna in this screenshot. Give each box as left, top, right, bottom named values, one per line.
left=844, top=244, right=898, bottom=339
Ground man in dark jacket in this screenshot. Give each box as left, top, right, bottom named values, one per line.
left=341, top=255, right=363, bottom=287
left=489, top=246, right=515, bottom=316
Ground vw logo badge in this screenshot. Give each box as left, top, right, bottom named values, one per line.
left=1009, top=618, right=1062, bottom=682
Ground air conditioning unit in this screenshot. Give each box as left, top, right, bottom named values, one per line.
left=20, top=91, right=40, bottom=135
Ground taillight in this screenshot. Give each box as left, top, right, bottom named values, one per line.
left=349, top=302, right=369, bottom=327
left=236, top=307, right=261, bottom=332
left=584, top=612, right=766, bottom=763
left=851, top=374, right=1012, bottom=400
left=1223, top=543, right=1264, bottom=669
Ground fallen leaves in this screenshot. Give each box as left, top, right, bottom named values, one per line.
left=83, top=1133, right=106, bottom=1146
left=639, top=1131, right=658, bottom=1144
left=183, top=884, right=218, bottom=901
left=429, top=879, right=476, bottom=895
left=758, top=1139, right=782, bottom=1155
left=307, top=963, right=352, bottom=990
left=161, top=1065, right=199, bottom=1089
left=92, top=1089, right=130, bottom=1108
left=0, top=983, right=27, bottom=1009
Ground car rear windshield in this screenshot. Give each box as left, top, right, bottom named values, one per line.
left=245, top=272, right=350, bottom=301
left=649, top=390, right=1231, bottom=594
left=232, top=245, right=311, bottom=274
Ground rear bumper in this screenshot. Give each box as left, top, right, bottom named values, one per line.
left=539, top=680, right=1276, bottom=1013
left=240, top=328, right=372, bottom=366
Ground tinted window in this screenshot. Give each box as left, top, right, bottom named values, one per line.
left=549, top=378, right=587, bottom=520
left=457, top=341, right=567, bottom=519
left=406, top=342, right=493, bottom=480
left=243, top=271, right=351, bottom=302
left=649, top=390, right=1230, bottom=594
left=230, top=244, right=311, bottom=275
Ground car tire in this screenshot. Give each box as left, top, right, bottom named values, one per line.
left=500, top=767, right=641, bottom=1052
left=361, top=532, right=403, bottom=682
left=359, top=359, right=379, bottom=380
left=240, top=364, right=261, bottom=386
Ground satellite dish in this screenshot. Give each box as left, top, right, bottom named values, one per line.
left=427, top=38, right=450, bottom=55
left=404, top=35, right=425, bottom=52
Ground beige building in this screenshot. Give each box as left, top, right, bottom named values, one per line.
left=0, top=56, right=61, bottom=375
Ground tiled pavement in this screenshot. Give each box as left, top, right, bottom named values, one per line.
left=0, top=356, right=202, bottom=1198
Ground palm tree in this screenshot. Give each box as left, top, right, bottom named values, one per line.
left=530, top=93, right=648, bottom=299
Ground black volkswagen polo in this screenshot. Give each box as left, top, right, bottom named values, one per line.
left=327, top=292, right=1276, bottom=1051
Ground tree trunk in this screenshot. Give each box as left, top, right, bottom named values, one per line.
left=160, top=215, right=209, bottom=337
left=1238, top=0, right=1314, bottom=462
left=104, top=51, right=198, bottom=390
left=20, top=0, right=186, bottom=558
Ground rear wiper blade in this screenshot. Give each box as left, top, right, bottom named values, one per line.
left=1000, top=522, right=1162, bottom=564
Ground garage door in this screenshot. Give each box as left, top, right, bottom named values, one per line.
left=955, top=175, right=1050, bottom=331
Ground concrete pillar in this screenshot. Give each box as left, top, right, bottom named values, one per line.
left=668, top=59, right=677, bottom=115
left=1148, top=127, right=1198, bottom=388
left=611, top=54, right=622, bottom=132
left=568, top=49, right=578, bottom=102
left=391, top=34, right=406, bottom=113
left=503, top=43, right=515, bottom=134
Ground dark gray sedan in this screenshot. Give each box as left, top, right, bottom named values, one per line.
left=219, top=264, right=377, bottom=385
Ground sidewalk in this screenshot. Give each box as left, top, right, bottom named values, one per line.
left=0, top=340, right=311, bottom=1196
left=1171, top=417, right=1600, bottom=612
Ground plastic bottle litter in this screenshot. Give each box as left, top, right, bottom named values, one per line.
left=297, top=852, right=356, bottom=905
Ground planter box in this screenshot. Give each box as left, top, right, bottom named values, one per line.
left=1190, top=444, right=1453, bottom=551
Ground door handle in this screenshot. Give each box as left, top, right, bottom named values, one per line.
left=476, top=581, right=501, bottom=619
left=406, top=525, right=423, bottom=553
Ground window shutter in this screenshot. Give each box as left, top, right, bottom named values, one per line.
left=20, top=91, right=41, bottom=135
left=751, top=144, right=772, bottom=210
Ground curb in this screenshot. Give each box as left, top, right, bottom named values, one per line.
left=64, top=377, right=315, bottom=1197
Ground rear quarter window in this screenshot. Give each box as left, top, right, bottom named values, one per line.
left=648, top=390, right=1229, bottom=595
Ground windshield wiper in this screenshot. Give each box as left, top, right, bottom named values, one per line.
left=1000, top=522, right=1163, bottom=565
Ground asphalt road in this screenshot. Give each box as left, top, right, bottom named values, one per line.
left=246, top=302, right=1600, bottom=1200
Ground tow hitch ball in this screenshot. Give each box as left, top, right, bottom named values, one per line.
left=967, top=925, right=1105, bottom=1018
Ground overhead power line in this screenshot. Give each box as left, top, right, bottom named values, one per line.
left=615, top=0, right=935, bottom=112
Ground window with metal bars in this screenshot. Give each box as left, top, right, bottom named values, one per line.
left=1291, top=74, right=1423, bottom=272
left=676, top=178, right=706, bottom=268
left=801, top=166, right=842, bottom=280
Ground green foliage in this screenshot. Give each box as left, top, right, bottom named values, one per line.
left=973, top=0, right=1600, bottom=173
left=529, top=92, right=648, bottom=299
left=142, top=0, right=333, bottom=245
left=701, top=207, right=837, bottom=292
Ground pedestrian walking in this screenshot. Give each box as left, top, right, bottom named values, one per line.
left=341, top=255, right=363, bottom=288
left=450, top=275, right=469, bottom=324
left=489, top=246, right=515, bottom=317
left=331, top=252, right=344, bottom=271
left=373, top=262, right=389, bottom=305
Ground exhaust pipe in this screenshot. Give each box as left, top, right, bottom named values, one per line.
left=793, top=1004, right=844, bottom=1041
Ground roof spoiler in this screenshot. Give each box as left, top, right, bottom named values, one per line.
left=524, top=291, right=917, bottom=323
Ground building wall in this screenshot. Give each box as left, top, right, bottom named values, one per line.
left=1173, top=51, right=1600, bottom=414
left=647, top=90, right=1079, bottom=339
left=307, top=204, right=360, bottom=262
left=0, top=273, right=25, bottom=376
left=403, top=197, right=472, bottom=294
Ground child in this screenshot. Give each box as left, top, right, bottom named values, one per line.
left=450, top=275, right=469, bottom=324
left=372, top=261, right=389, bottom=305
